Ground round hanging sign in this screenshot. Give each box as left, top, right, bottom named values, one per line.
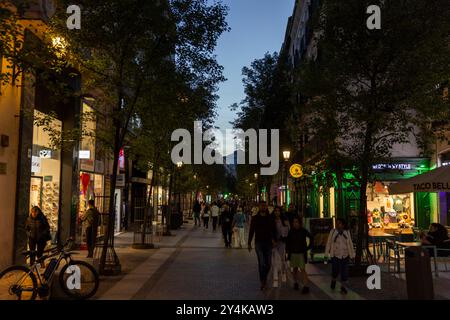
left=290, top=164, right=303, bottom=178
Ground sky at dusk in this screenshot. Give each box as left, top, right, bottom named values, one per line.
left=210, top=0, right=294, bottom=155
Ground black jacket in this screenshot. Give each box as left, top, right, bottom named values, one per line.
left=286, top=227, right=313, bottom=255
left=248, top=211, right=276, bottom=245
left=220, top=210, right=234, bottom=228
left=26, top=213, right=51, bottom=242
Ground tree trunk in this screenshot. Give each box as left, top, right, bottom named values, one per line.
left=165, top=170, right=174, bottom=234
left=355, top=120, right=375, bottom=266
left=99, top=124, right=121, bottom=274
left=141, top=166, right=156, bottom=245
left=336, top=169, right=343, bottom=220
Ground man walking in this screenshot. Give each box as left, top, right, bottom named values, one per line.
left=220, top=204, right=234, bottom=248
left=193, top=200, right=201, bottom=227
left=248, top=202, right=276, bottom=290
left=81, top=199, right=99, bottom=258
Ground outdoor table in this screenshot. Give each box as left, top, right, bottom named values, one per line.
left=395, top=242, right=439, bottom=277
left=396, top=242, right=422, bottom=247
left=369, top=230, right=396, bottom=262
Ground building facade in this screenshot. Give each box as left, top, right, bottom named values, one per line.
left=278, top=0, right=440, bottom=231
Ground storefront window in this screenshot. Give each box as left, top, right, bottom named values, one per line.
left=80, top=103, right=96, bottom=172
left=367, top=182, right=415, bottom=229
left=30, top=110, right=62, bottom=242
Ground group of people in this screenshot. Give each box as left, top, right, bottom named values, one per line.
left=25, top=200, right=99, bottom=265
left=246, top=201, right=355, bottom=295
left=192, top=200, right=248, bottom=248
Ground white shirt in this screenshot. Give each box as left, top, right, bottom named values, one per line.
left=211, top=205, right=220, bottom=217
left=325, top=229, right=355, bottom=259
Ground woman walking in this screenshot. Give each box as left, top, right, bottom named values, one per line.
left=201, top=202, right=210, bottom=230
left=325, top=218, right=355, bottom=294
left=272, top=206, right=289, bottom=287
left=232, top=206, right=247, bottom=248
left=26, top=206, right=51, bottom=265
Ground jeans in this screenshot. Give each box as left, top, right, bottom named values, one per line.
left=203, top=217, right=209, bottom=228
left=222, top=226, right=232, bottom=246
left=194, top=213, right=200, bottom=226
left=331, top=257, right=350, bottom=282
left=28, top=238, right=47, bottom=265
left=212, top=217, right=218, bottom=231
left=255, top=241, right=273, bottom=282
left=236, top=227, right=246, bottom=247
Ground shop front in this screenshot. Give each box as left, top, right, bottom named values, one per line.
left=437, top=150, right=450, bottom=225
left=304, top=159, right=435, bottom=233
left=77, top=102, right=106, bottom=243
left=370, top=158, right=435, bottom=231
left=367, top=181, right=415, bottom=231
left=29, top=110, right=62, bottom=243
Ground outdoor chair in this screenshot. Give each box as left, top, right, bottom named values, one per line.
left=385, top=239, right=402, bottom=274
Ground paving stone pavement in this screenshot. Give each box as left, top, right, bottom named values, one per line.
left=3, top=222, right=448, bottom=300
left=94, top=223, right=450, bottom=300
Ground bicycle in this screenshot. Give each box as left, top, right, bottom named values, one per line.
left=0, top=238, right=99, bottom=300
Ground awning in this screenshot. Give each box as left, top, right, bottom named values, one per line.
left=388, top=165, right=450, bottom=194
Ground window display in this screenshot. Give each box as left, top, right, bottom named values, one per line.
left=29, top=110, right=62, bottom=242
left=367, top=181, right=415, bottom=229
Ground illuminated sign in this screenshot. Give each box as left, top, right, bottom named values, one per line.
left=119, top=149, right=125, bottom=170
left=79, top=150, right=91, bottom=159
left=39, top=149, right=52, bottom=159
left=372, top=163, right=412, bottom=170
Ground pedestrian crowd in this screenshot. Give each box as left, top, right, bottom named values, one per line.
left=191, top=198, right=356, bottom=295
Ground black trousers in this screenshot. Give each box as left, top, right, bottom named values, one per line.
left=222, top=226, right=232, bottom=246
left=86, top=226, right=95, bottom=257
left=212, top=217, right=218, bottom=231
left=203, top=217, right=209, bottom=228
left=28, top=238, right=46, bottom=265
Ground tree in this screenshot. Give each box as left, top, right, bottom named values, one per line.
left=231, top=52, right=294, bottom=201
left=295, top=0, right=450, bottom=266
left=48, top=0, right=228, bottom=273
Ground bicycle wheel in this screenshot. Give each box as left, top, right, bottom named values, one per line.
left=59, top=260, right=99, bottom=300
left=0, top=266, right=38, bottom=300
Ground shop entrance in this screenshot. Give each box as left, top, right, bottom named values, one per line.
left=29, top=110, right=62, bottom=243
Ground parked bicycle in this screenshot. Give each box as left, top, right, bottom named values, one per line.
left=0, top=238, right=99, bottom=300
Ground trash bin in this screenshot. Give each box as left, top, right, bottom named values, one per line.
left=405, top=246, right=434, bottom=300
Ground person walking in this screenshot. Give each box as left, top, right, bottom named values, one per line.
left=26, top=206, right=51, bottom=266
left=325, top=218, right=355, bottom=294
left=220, top=204, right=234, bottom=247
left=193, top=200, right=201, bottom=227
left=211, top=202, right=220, bottom=231
left=201, top=202, right=210, bottom=230
left=80, top=199, right=99, bottom=258
left=272, top=206, right=290, bottom=287
left=248, top=202, right=276, bottom=290
left=286, top=216, right=313, bottom=294
left=232, top=206, right=247, bottom=248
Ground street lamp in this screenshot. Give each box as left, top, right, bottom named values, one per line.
left=282, top=150, right=291, bottom=209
